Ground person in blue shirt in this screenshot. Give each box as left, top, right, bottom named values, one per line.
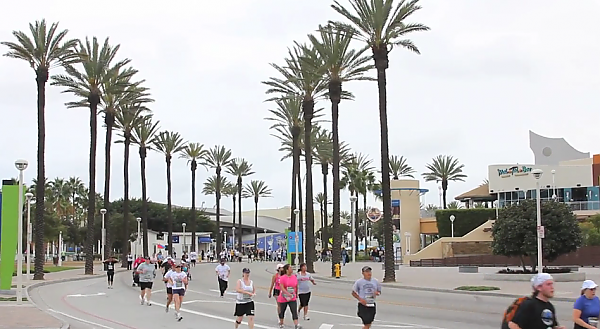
left=573, top=280, right=600, bottom=329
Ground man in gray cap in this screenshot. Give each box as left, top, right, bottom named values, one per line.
left=508, top=273, right=564, bottom=329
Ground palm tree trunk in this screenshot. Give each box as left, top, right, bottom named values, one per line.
left=84, top=96, right=100, bottom=275
left=297, top=165, right=304, bottom=265
left=374, top=48, right=395, bottom=282
left=322, top=164, right=329, bottom=251
left=166, top=157, right=173, bottom=255
left=215, top=167, right=222, bottom=252
left=190, top=160, right=197, bottom=252
left=102, top=113, right=113, bottom=260
left=237, top=176, right=242, bottom=251
left=232, top=194, right=236, bottom=248
left=254, top=199, right=258, bottom=249
left=290, top=127, right=301, bottom=230
left=303, top=99, right=316, bottom=272
left=442, top=179, right=448, bottom=209
left=121, top=136, right=131, bottom=267
left=33, top=68, right=48, bottom=280
left=352, top=191, right=359, bottom=256
left=329, top=80, right=342, bottom=277
left=140, top=147, right=149, bottom=257
left=364, top=193, right=368, bottom=256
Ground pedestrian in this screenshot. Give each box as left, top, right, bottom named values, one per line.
left=168, top=263, right=188, bottom=321
left=277, top=264, right=301, bottom=329
left=163, top=266, right=175, bottom=313
left=216, top=258, right=231, bottom=297
left=102, top=255, right=118, bottom=289
left=126, top=253, right=133, bottom=270
left=296, top=263, right=316, bottom=320
left=269, top=264, right=285, bottom=318
left=136, top=257, right=156, bottom=306
left=508, top=273, right=564, bottom=329
left=573, top=280, right=600, bottom=329
left=352, top=266, right=381, bottom=329
left=234, top=268, right=256, bottom=329
left=190, top=250, right=197, bottom=267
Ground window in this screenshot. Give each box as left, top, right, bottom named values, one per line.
left=540, top=189, right=549, bottom=199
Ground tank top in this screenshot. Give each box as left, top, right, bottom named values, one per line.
left=236, top=279, right=253, bottom=304
left=274, top=273, right=281, bottom=290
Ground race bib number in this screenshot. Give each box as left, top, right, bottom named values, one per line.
left=174, top=279, right=184, bottom=289
left=285, top=287, right=295, bottom=300
left=365, top=293, right=375, bottom=307
left=107, top=264, right=114, bottom=270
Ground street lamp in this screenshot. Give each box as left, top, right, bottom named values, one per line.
left=182, top=223, right=187, bottom=254
left=25, top=192, right=33, bottom=280
left=100, top=208, right=107, bottom=264
left=450, top=215, right=456, bottom=238
left=532, top=168, right=544, bottom=272
left=350, top=195, right=358, bottom=263
left=294, top=208, right=300, bottom=267
left=58, top=231, right=63, bottom=267
left=438, top=186, right=442, bottom=208
left=551, top=169, right=557, bottom=200
left=263, top=229, right=267, bottom=257
left=219, top=227, right=223, bottom=252
left=15, top=159, right=28, bottom=304
left=136, top=217, right=141, bottom=257
left=232, top=226, right=236, bottom=251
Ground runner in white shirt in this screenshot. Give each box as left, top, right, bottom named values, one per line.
left=168, top=263, right=188, bottom=322
left=234, top=268, right=256, bottom=329
left=215, top=258, right=231, bottom=297
left=190, top=251, right=198, bottom=267
left=163, top=268, right=175, bottom=313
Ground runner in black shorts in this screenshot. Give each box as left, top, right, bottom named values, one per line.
left=352, top=266, right=381, bottom=329
left=102, top=256, right=118, bottom=289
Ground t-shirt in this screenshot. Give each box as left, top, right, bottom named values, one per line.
left=170, top=272, right=187, bottom=290
left=574, top=295, right=600, bottom=328
left=161, top=261, right=173, bottom=272
left=353, top=278, right=381, bottom=307
left=136, top=263, right=155, bottom=282
left=277, top=275, right=298, bottom=303
left=164, top=270, right=174, bottom=288
left=296, top=272, right=313, bottom=294
left=216, top=264, right=230, bottom=281
left=511, top=297, right=558, bottom=329
left=190, top=252, right=198, bottom=260
left=104, top=260, right=117, bottom=271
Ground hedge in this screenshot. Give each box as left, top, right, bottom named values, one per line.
left=435, top=209, right=497, bottom=237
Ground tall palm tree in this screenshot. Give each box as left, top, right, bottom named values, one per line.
left=180, top=143, right=207, bottom=252
left=243, top=180, right=272, bottom=249
left=154, top=131, right=187, bottom=255
left=131, top=116, right=160, bottom=256
left=201, top=146, right=233, bottom=252
left=222, top=182, right=238, bottom=238
left=115, top=105, right=150, bottom=265
left=52, top=37, right=131, bottom=275
left=2, top=20, right=79, bottom=280
left=66, top=176, right=85, bottom=222
left=422, top=155, right=467, bottom=209
left=306, top=25, right=374, bottom=275
left=388, top=155, right=415, bottom=179
left=330, top=0, right=430, bottom=282
left=226, top=158, right=254, bottom=250
left=313, top=192, right=331, bottom=249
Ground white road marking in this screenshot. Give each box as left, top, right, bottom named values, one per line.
left=48, top=309, right=114, bottom=329
left=319, top=324, right=334, bottom=329
left=66, top=292, right=106, bottom=297
left=209, top=289, right=237, bottom=296
left=153, top=289, right=164, bottom=293
left=181, top=300, right=229, bottom=305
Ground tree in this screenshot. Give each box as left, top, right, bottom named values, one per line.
left=180, top=143, right=207, bottom=252
left=243, top=180, right=272, bottom=249
left=202, top=146, right=233, bottom=252
left=154, top=131, right=187, bottom=255
left=2, top=19, right=79, bottom=280
left=581, top=214, right=600, bottom=246
left=388, top=155, right=415, bottom=179
left=447, top=201, right=463, bottom=209
left=52, top=37, right=131, bottom=274
left=330, top=0, right=430, bottom=282
left=422, top=155, right=467, bottom=209
left=226, top=158, right=254, bottom=250
left=491, top=200, right=582, bottom=271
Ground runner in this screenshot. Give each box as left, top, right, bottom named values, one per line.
left=102, top=255, right=118, bottom=289
left=216, top=258, right=231, bottom=297
left=269, top=264, right=285, bottom=317
left=182, top=260, right=191, bottom=281
left=168, top=263, right=188, bottom=321
left=163, top=266, right=175, bottom=313
left=296, top=263, right=316, bottom=320
left=234, top=268, right=256, bottom=329
left=161, top=256, right=174, bottom=275
left=190, top=250, right=198, bottom=267
left=352, top=266, right=381, bottom=329
left=508, top=273, right=564, bottom=329
left=136, top=257, right=156, bottom=306
left=573, top=280, right=600, bottom=329
left=277, top=264, right=301, bottom=329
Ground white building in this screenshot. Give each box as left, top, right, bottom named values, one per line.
left=130, top=230, right=214, bottom=258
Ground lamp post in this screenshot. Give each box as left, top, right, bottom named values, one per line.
left=136, top=217, right=141, bottom=257
left=58, top=231, right=63, bottom=267
left=294, top=208, right=300, bottom=267
left=551, top=169, right=557, bottom=199
left=219, top=228, right=223, bottom=252
left=232, top=226, right=235, bottom=251
left=182, top=223, right=187, bottom=254
left=263, top=229, right=267, bottom=257
left=532, top=169, right=544, bottom=272
left=350, top=195, right=358, bottom=263
left=25, top=192, right=33, bottom=280
left=100, top=208, right=106, bottom=265
left=302, top=220, right=306, bottom=263
left=438, top=186, right=442, bottom=208
left=15, top=159, right=28, bottom=304
left=450, top=215, right=456, bottom=238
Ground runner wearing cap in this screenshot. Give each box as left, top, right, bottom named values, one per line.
left=573, top=280, right=600, bottom=329
left=216, top=258, right=231, bottom=297
left=168, top=262, right=188, bottom=321
left=352, top=266, right=381, bottom=329
left=234, top=268, right=256, bottom=329
left=509, top=273, right=564, bottom=329
left=269, top=264, right=285, bottom=319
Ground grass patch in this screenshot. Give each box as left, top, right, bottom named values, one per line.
left=455, top=286, right=500, bottom=291
left=13, top=266, right=79, bottom=276
left=0, top=297, right=28, bottom=302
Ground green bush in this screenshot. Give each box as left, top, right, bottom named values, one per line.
left=436, top=209, right=495, bottom=237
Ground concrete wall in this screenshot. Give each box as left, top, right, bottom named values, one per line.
left=488, top=164, right=593, bottom=193
left=392, top=179, right=422, bottom=255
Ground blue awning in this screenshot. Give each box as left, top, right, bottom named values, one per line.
left=198, top=236, right=212, bottom=243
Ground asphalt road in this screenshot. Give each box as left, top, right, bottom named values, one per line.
left=28, top=261, right=579, bottom=329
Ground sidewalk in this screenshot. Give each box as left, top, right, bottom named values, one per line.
left=0, top=262, right=127, bottom=329
left=310, top=261, right=600, bottom=301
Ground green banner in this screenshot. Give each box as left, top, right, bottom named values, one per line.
left=0, top=182, right=19, bottom=289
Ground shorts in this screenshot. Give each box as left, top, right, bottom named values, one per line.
left=166, top=287, right=173, bottom=295
left=234, top=301, right=255, bottom=316
left=191, top=259, right=196, bottom=264
left=139, top=282, right=153, bottom=290
left=357, top=303, right=376, bottom=325
left=273, top=289, right=280, bottom=297
left=172, top=289, right=185, bottom=296
left=299, top=292, right=311, bottom=307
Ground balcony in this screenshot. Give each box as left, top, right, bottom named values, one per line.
left=565, top=201, right=600, bottom=211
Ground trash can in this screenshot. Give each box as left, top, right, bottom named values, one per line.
left=53, top=256, right=58, bottom=265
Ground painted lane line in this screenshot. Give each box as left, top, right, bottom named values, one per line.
left=66, top=292, right=107, bottom=297
left=319, top=324, right=334, bottom=329
left=48, top=309, right=114, bottom=329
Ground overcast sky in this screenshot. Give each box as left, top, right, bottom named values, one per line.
left=1, top=0, right=599, bottom=214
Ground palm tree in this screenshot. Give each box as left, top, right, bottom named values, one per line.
left=305, top=25, right=374, bottom=275
left=202, top=175, right=231, bottom=198
left=342, top=153, right=374, bottom=254
left=154, top=131, right=187, bottom=255
left=447, top=201, right=463, bottom=209
left=226, top=158, right=254, bottom=250
left=388, top=155, right=415, bottom=179
left=201, top=146, right=233, bottom=252
left=314, top=192, right=331, bottom=249
left=180, top=143, right=207, bottom=252
left=422, top=155, right=467, bottom=209
left=66, top=176, right=85, bottom=222
left=330, top=0, right=430, bottom=282
left=243, top=180, right=272, bottom=249
left=115, top=105, right=150, bottom=266
left=52, top=37, right=131, bottom=275
left=2, top=20, right=79, bottom=280
left=131, top=116, right=160, bottom=256
left=222, top=182, right=238, bottom=238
